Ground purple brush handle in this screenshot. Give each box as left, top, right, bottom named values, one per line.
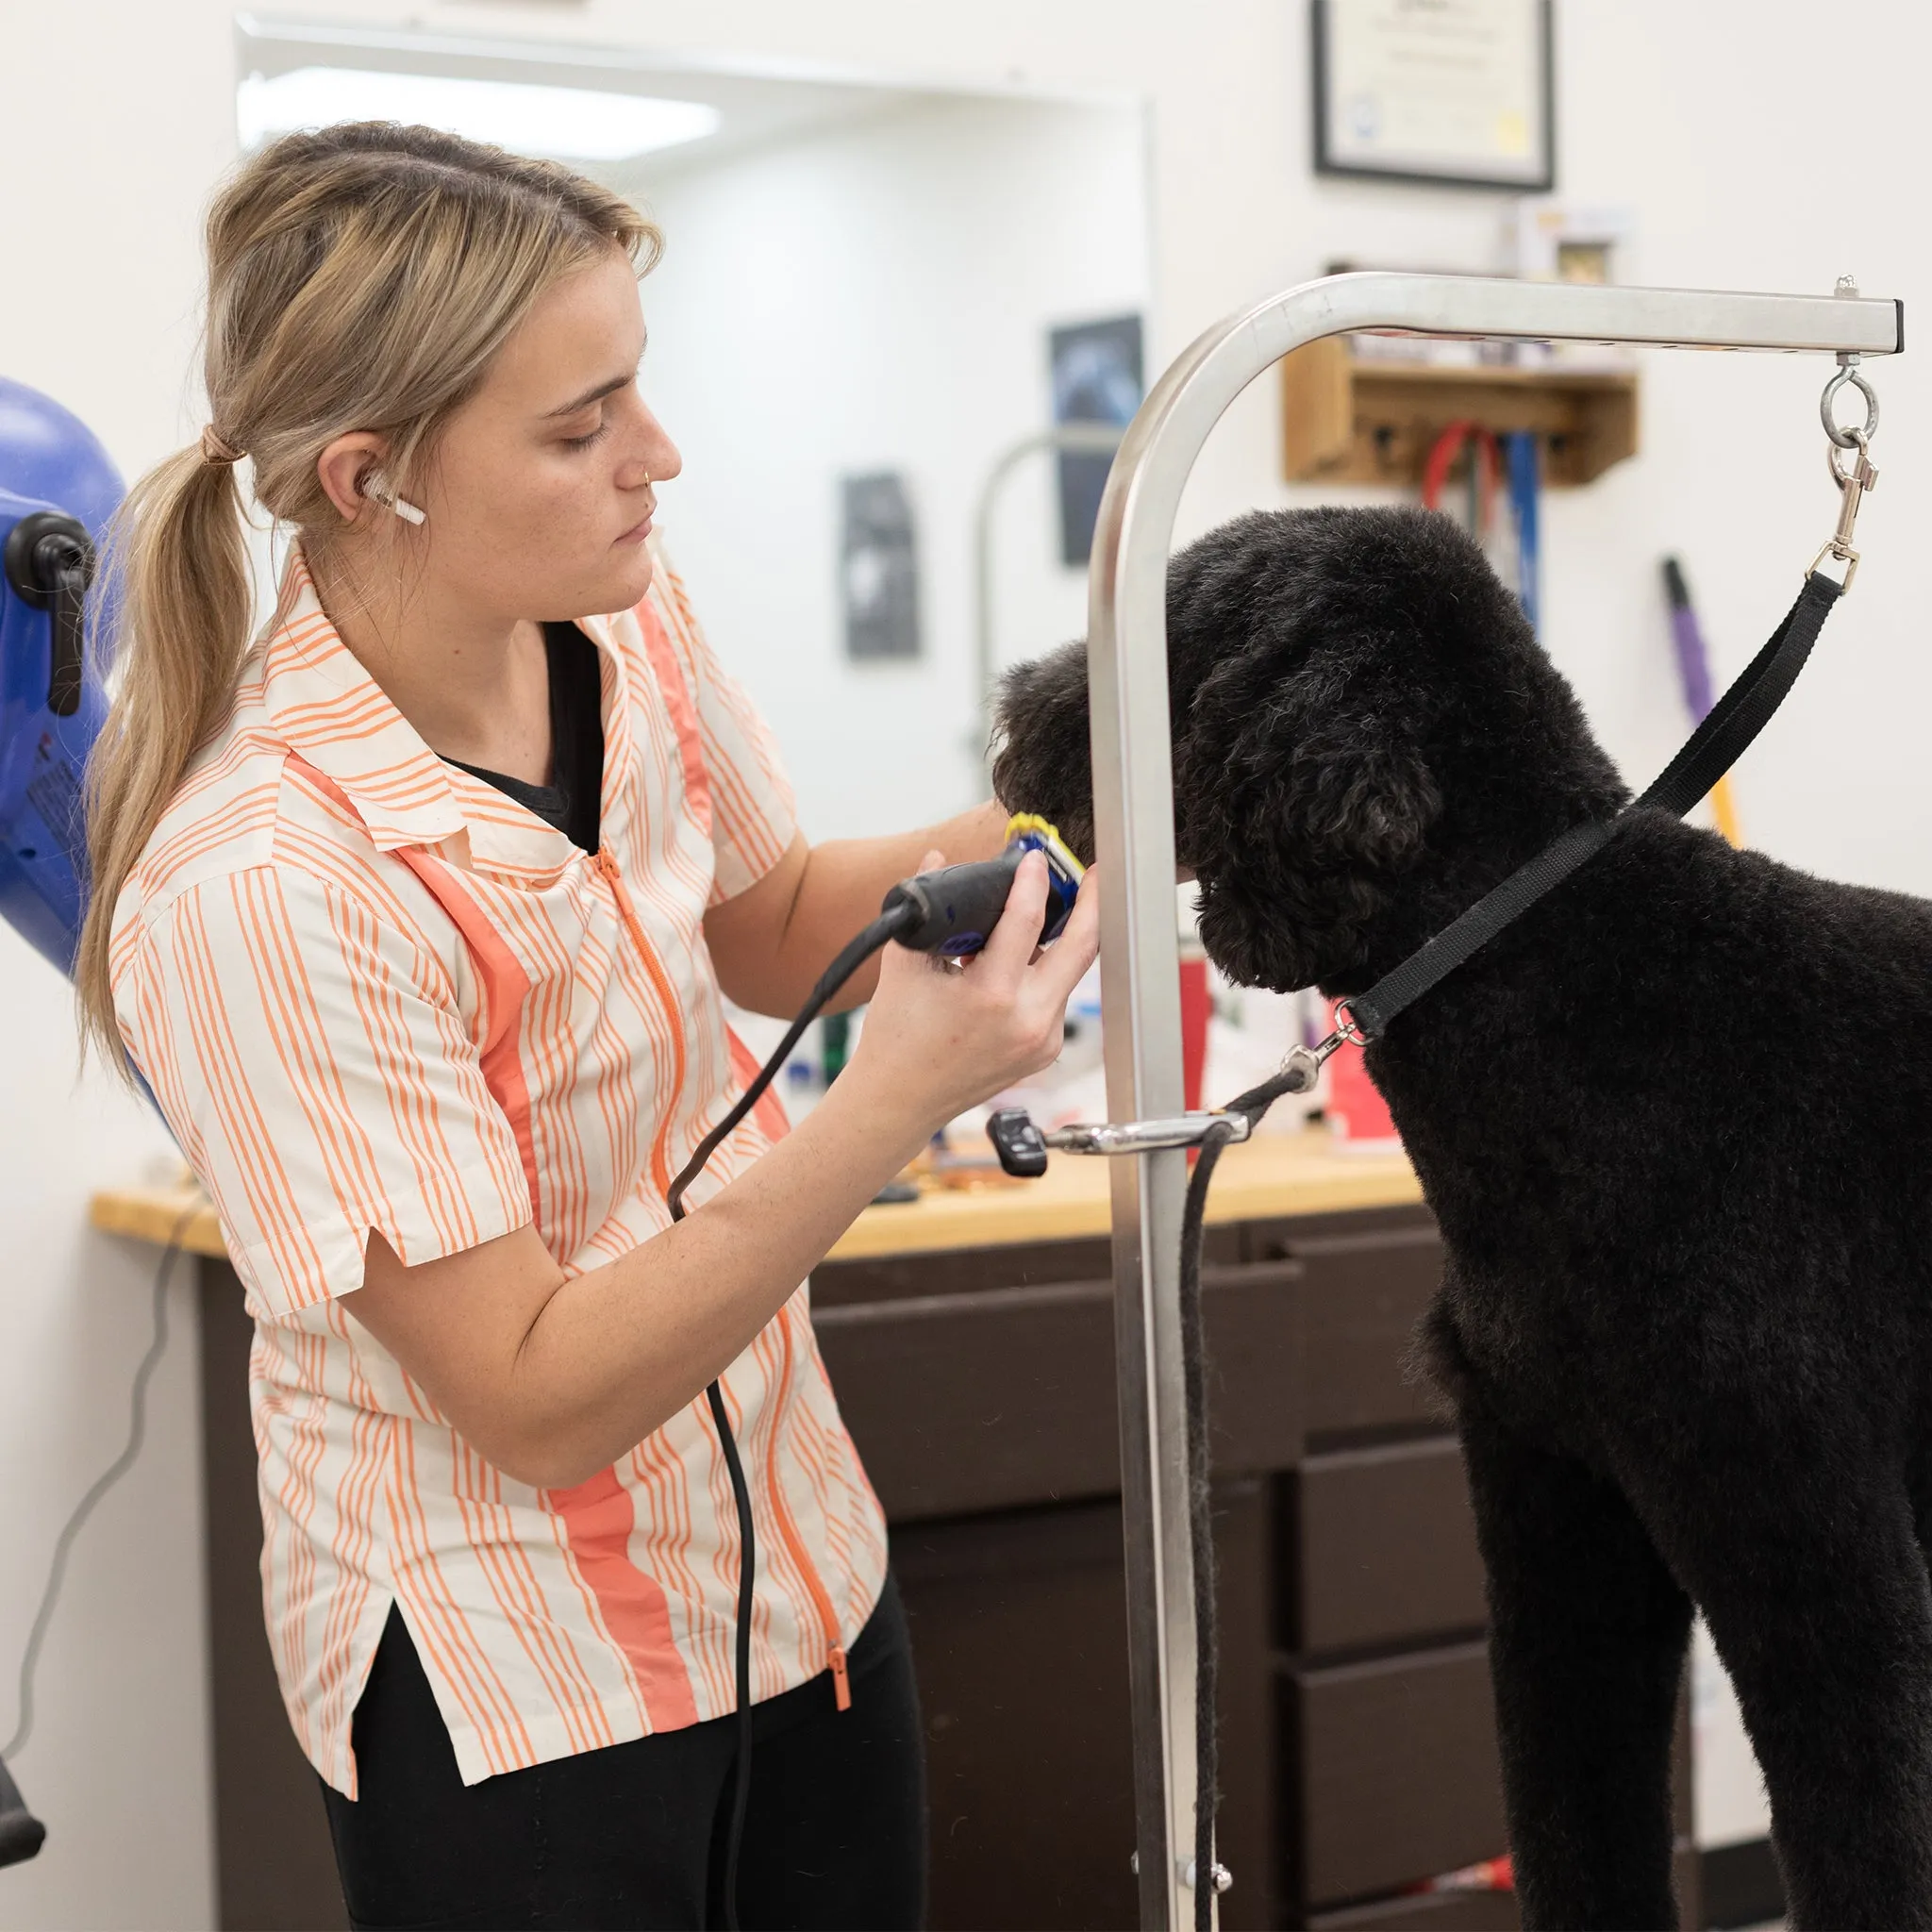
left=1670, top=603, right=1715, bottom=722
left=1663, top=558, right=1717, bottom=724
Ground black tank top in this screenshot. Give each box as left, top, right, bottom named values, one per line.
left=446, top=622, right=605, bottom=855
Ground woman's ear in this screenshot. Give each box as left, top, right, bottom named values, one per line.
left=315, top=430, right=392, bottom=525
left=1184, top=672, right=1441, bottom=992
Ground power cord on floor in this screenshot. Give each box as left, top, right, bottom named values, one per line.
left=0, top=1209, right=192, bottom=1869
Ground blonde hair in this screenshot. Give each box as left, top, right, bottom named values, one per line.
left=77, top=123, right=658, bottom=1068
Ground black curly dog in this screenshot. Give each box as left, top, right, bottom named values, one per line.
left=991, top=505, right=1932, bottom=1930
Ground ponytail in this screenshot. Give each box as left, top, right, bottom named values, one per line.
left=75, top=447, right=255, bottom=1071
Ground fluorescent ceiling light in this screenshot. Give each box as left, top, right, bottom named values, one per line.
left=237, top=67, right=721, bottom=161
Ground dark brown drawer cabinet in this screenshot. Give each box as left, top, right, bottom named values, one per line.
left=813, top=1262, right=1304, bottom=1520
left=197, top=1200, right=1704, bottom=1929
left=1288, top=1641, right=1506, bottom=1907
left=1291, top=1438, right=1488, bottom=1654
left=1276, top=1224, right=1447, bottom=1439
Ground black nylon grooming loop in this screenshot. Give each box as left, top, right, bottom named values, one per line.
left=1328, top=350, right=1877, bottom=1049
left=1341, top=568, right=1841, bottom=1043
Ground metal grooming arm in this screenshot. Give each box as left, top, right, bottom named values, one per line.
left=1085, top=272, right=1903, bottom=1929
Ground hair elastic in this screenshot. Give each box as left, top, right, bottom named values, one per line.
left=199, top=425, right=244, bottom=468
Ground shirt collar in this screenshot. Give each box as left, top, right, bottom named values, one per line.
left=261, top=547, right=620, bottom=872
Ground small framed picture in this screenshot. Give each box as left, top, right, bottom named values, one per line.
left=1048, top=314, right=1143, bottom=568
left=1312, top=0, right=1555, bottom=192
left=841, top=472, right=922, bottom=661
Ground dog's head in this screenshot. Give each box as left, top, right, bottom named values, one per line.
left=991, top=506, right=1624, bottom=992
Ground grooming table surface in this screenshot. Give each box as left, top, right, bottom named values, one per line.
left=89, top=1126, right=1422, bottom=1263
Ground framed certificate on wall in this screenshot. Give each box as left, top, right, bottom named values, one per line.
left=1312, top=0, right=1555, bottom=192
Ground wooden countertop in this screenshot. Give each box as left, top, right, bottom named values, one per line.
left=89, top=1128, right=1422, bottom=1267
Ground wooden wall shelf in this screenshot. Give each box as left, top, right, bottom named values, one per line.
left=1281, top=337, right=1640, bottom=488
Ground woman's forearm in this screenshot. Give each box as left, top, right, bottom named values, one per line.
left=499, top=1072, right=929, bottom=1485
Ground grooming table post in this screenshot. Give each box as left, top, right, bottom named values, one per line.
left=1084, top=271, right=1902, bottom=1929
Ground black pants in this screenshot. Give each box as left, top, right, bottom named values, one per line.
left=321, top=1576, right=925, bottom=1930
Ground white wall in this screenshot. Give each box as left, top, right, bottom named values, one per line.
left=630, top=92, right=1149, bottom=837
left=6, top=0, right=1930, bottom=1917
left=0, top=970, right=207, bottom=1931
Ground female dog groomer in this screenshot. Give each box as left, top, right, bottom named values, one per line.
left=75, top=124, right=1097, bottom=1931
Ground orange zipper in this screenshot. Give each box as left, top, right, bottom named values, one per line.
left=595, top=842, right=851, bottom=1711
left=758, top=1305, right=854, bottom=1712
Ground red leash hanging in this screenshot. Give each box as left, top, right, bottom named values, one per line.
left=1420, top=418, right=1504, bottom=530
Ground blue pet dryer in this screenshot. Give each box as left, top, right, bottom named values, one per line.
left=0, top=377, right=121, bottom=976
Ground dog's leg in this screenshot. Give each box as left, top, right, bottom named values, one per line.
left=1461, top=1416, right=1691, bottom=1930
left=1652, top=1469, right=1932, bottom=1930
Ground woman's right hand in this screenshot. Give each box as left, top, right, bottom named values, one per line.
left=846, top=847, right=1101, bottom=1141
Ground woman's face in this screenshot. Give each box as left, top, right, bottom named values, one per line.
left=390, top=246, right=681, bottom=624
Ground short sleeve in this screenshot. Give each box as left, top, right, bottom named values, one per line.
left=119, top=865, right=534, bottom=1324
left=646, top=559, right=800, bottom=904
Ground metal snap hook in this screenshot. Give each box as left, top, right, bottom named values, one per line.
left=1829, top=428, right=1873, bottom=491
left=1822, top=365, right=1880, bottom=450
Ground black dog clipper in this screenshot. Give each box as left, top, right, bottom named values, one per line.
left=881, top=814, right=1084, bottom=958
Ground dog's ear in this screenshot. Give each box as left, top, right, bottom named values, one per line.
left=990, top=641, right=1097, bottom=862
left=1182, top=661, right=1441, bottom=992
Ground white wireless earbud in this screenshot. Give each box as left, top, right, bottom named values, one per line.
left=361, top=469, right=426, bottom=526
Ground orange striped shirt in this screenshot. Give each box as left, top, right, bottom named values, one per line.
left=108, top=544, right=888, bottom=1793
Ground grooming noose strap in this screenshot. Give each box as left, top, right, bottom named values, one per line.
left=1320, top=360, right=1879, bottom=1053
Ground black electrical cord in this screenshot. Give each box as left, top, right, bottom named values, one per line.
left=1178, top=1065, right=1309, bottom=1932
left=664, top=906, right=912, bottom=1227
left=1, top=1208, right=193, bottom=1872
left=664, top=903, right=914, bottom=1931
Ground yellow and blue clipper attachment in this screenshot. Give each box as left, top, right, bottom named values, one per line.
left=879, top=813, right=1085, bottom=958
